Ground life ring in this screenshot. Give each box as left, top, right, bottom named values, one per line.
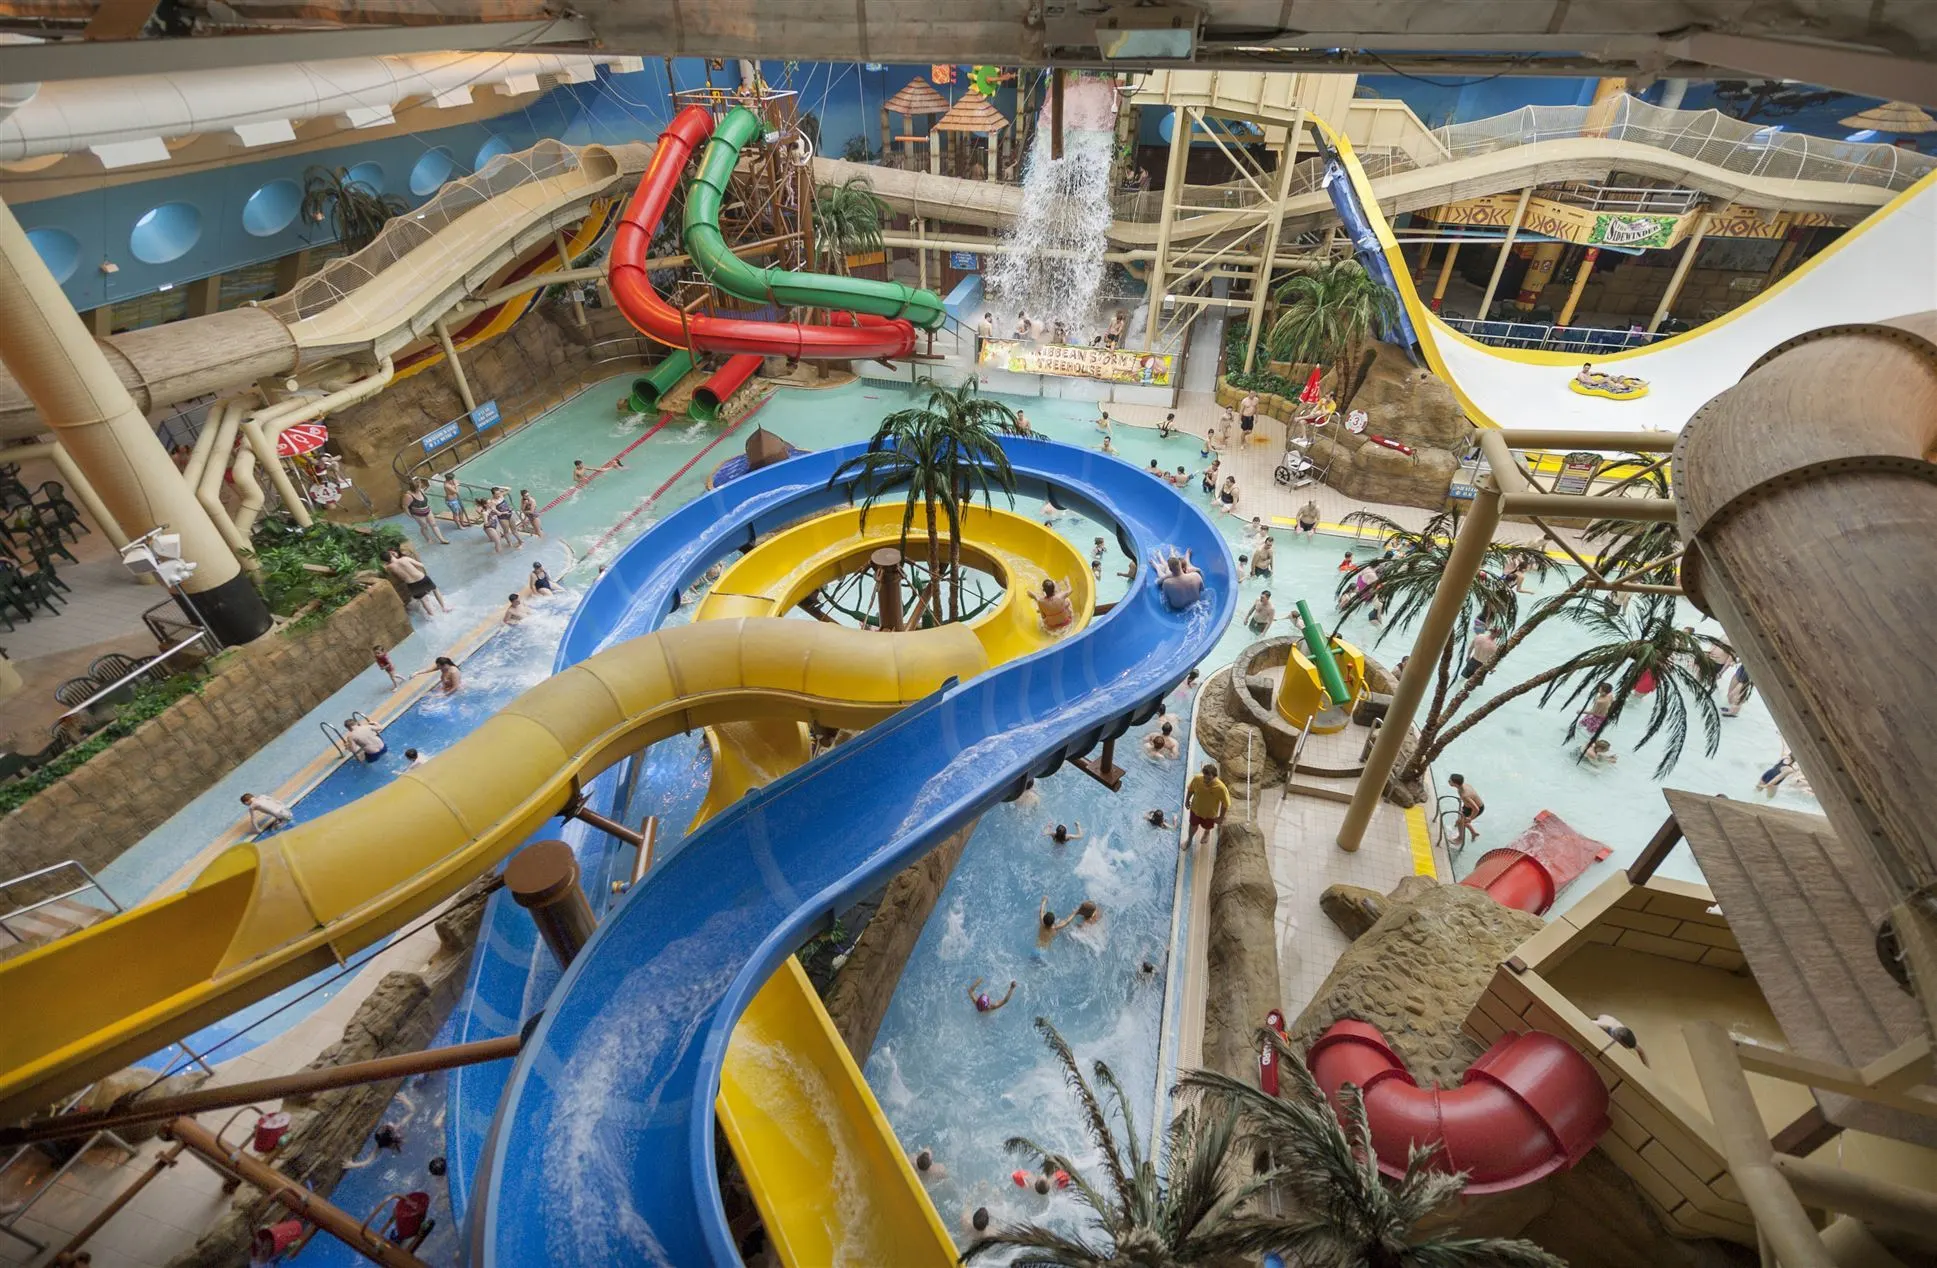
left=1569, top=377, right=1650, bottom=401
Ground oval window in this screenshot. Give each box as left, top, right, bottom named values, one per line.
left=129, top=202, right=203, bottom=265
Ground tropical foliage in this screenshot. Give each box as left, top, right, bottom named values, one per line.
left=1182, top=1040, right=1567, bottom=1268
left=1336, top=463, right=1726, bottom=781
left=300, top=165, right=408, bottom=253
left=828, top=378, right=1019, bottom=623
left=250, top=518, right=407, bottom=628
left=1266, top=258, right=1401, bottom=408
left=812, top=176, right=892, bottom=274
left=0, top=674, right=207, bottom=814
left=965, top=1019, right=1564, bottom=1268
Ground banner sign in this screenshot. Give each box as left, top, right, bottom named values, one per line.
left=977, top=338, right=1176, bottom=387
left=948, top=251, right=979, bottom=270
left=1589, top=213, right=1676, bottom=249
left=471, top=399, right=502, bottom=432
left=419, top=421, right=462, bottom=454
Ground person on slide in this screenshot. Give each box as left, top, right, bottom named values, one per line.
left=1030, top=578, right=1075, bottom=631
left=1158, top=553, right=1204, bottom=610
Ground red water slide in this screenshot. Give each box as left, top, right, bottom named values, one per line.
left=608, top=106, right=918, bottom=361
left=1459, top=848, right=1559, bottom=915
left=1307, top=1020, right=1609, bottom=1194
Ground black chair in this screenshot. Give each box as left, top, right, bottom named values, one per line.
left=0, top=569, right=56, bottom=619
left=52, top=677, right=99, bottom=709
left=0, top=574, right=34, bottom=626
left=25, top=545, right=69, bottom=592
left=88, top=652, right=150, bottom=691
left=31, top=494, right=86, bottom=544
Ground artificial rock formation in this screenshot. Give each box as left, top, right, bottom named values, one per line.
left=823, top=819, right=978, bottom=1060
left=1202, top=819, right=1283, bottom=1081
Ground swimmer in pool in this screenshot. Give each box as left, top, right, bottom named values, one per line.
left=1043, top=821, right=1084, bottom=845
left=1054, top=900, right=1101, bottom=934
left=967, top=977, right=1017, bottom=1013
left=1142, top=721, right=1180, bottom=759
left=908, top=1148, right=948, bottom=1182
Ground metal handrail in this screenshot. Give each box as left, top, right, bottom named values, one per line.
left=1441, top=316, right=1665, bottom=354
left=56, top=633, right=205, bottom=725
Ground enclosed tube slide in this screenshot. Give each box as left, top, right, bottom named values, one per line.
left=688, top=108, right=946, bottom=329
left=609, top=106, right=921, bottom=361
left=688, top=353, right=762, bottom=422
left=1307, top=1020, right=1609, bottom=1194
left=1294, top=598, right=1352, bottom=708
left=1460, top=848, right=1559, bottom=915
left=629, top=348, right=694, bottom=413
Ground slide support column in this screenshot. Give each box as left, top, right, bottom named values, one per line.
left=0, top=195, right=269, bottom=645
left=1477, top=188, right=1533, bottom=319
left=554, top=229, right=587, bottom=327
left=1142, top=103, right=1194, bottom=352
left=1649, top=214, right=1709, bottom=333
left=434, top=317, right=476, bottom=412
left=507, top=840, right=598, bottom=971
left=1430, top=239, right=1462, bottom=312
left=1241, top=109, right=1305, bottom=374
left=1338, top=482, right=1501, bottom=852
left=1556, top=246, right=1599, bottom=326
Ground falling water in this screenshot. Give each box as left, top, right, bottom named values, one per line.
left=986, top=77, right=1121, bottom=342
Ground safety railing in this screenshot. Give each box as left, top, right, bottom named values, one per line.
left=389, top=334, right=665, bottom=491
left=0, top=859, right=122, bottom=944
left=1441, top=317, right=1666, bottom=354
left=1544, top=180, right=1706, bottom=214
left=55, top=633, right=206, bottom=726
left=0, top=1087, right=139, bottom=1256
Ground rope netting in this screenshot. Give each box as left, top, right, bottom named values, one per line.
left=261, top=139, right=592, bottom=325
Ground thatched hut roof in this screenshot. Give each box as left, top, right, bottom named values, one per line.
left=932, top=90, right=1009, bottom=134
left=883, top=79, right=949, bottom=116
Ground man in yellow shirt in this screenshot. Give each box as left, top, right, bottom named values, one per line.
left=1185, top=763, right=1230, bottom=848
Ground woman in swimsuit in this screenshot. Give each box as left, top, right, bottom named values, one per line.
left=519, top=489, right=543, bottom=537
left=403, top=481, right=448, bottom=545
left=529, top=562, right=558, bottom=595
left=1217, top=476, right=1240, bottom=513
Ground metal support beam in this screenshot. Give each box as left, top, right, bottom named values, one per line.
left=432, top=317, right=475, bottom=413
left=1476, top=188, right=1532, bottom=319
left=1072, top=736, right=1125, bottom=791
left=1337, top=482, right=1502, bottom=851
left=1242, top=109, right=1303, bottom=374
left=1649, top=214, right=1709, bottom=334
left=0, top=18, right=596, bottom=83
left=1142, top=103, right=1195, bottom=353
left=1667, top=32, right=1937, bottom=110
left=552, top=230, right=587, bottom=328
left=164, top=1117, right=433, bottom=1268
left=506, top=840, right=597, bottom=970
left=0, top=1036, right=523, bottom=1148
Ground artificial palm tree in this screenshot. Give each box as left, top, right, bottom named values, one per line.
left=963, top=1018, right=1276, bottom=1266
left=827, top=378, right=1019, bottom=624
left=812, top=175, right=891, bottom=275
left=299, top=166, right=407, bottom=253
left=1266, top=258, right=1401, bottom=409
left=1180, top=1044, right=1567, bottom=1268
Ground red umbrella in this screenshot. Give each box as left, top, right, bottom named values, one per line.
left=276, top=422, right=329, bottom=457
left=1298, top=366, right=1323, bottom=403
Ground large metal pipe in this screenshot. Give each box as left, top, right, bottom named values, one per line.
left=0, top=194, right=269, bottom=642
left=163, top=1116, right=431, bottom=1268
left=0, top=1035, right=522, bottom=1148
left=1674, top=314, right=1937, bottom=1031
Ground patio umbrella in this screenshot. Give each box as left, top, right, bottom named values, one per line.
left=1838, top=101, right=1937, bottom=133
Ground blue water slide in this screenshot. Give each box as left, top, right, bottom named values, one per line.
left=467, top=437, right=1236, bottom=1266
left=1314, top=134, right=1422, bottom=359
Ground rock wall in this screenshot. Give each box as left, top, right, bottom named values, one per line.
left=1221, top=342, right=1473, bottom=510
left=0, top=582, right=414, bottom=892
left=1194, top=669, right=1286, bottom=1081
left=166, top=878, right=493, bottom=1268
left=327, top=302, right=650, bottom=509
left=823, top=819, right=978, bottom=1060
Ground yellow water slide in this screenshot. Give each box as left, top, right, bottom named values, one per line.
left=0, top=618, right=988, bottom=1124
left=696, top=502, right=1090, bottom=1265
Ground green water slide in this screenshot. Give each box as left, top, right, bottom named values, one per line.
left=630, top=349, right=695, bottom=412
left=1295, top=599, right=1353, bottom=709
left=684, top=107, right=948, bottom=329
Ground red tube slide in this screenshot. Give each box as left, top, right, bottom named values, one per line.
left=609, top=106, right=918, bottom=361
left=1460, top=848, right=1558, bottom=915
left=689, top=353, right=763, bottom=422
left=1307, top=1020, right=1609, bottom=1194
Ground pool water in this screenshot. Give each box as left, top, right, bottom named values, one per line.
left=862, top=697, right=1194, bottom=1247
left=225, top=369, right=1815, bottom=1260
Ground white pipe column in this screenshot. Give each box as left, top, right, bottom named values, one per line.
left=433, top=318, right=475, bottom=412
left=1143, top=104, right=1195, bottom=352
left=0, top=194, right=269, bottom=642
left=1476, top=187, right=1533, bottom=319
left=234, top=361, right=393, bottom=533
left=1649, top=212, right=1711, bottom=334
left=193, top=400, right=256, bottom=564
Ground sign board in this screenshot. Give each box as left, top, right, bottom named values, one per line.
left=275, top=422, right=328, bottom=457
left=948, top=251, right=979, bottom=271
left=1553, top=450, right=1602, bottom=495
left=1588, top=213, right=1677, bottom=249
left=471, top=399, right=502, bottom=432
left=419, top=421, right=462, bottom=454
left=976, top=339, right=1176, bottom=388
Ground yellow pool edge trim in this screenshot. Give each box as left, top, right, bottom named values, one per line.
left=1404, top=804, right=1439, bottom=879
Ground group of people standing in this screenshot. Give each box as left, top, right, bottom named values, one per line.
left=974, top=309, right=1130, bottom=350
left=403, top=475, right=544, bottom=554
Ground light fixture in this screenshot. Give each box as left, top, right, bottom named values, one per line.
left=99, top=259, right=118, bottom=274
left=157, top=282, right=172, bottom=291
left=1044, top=1, right=1203, bottom=60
